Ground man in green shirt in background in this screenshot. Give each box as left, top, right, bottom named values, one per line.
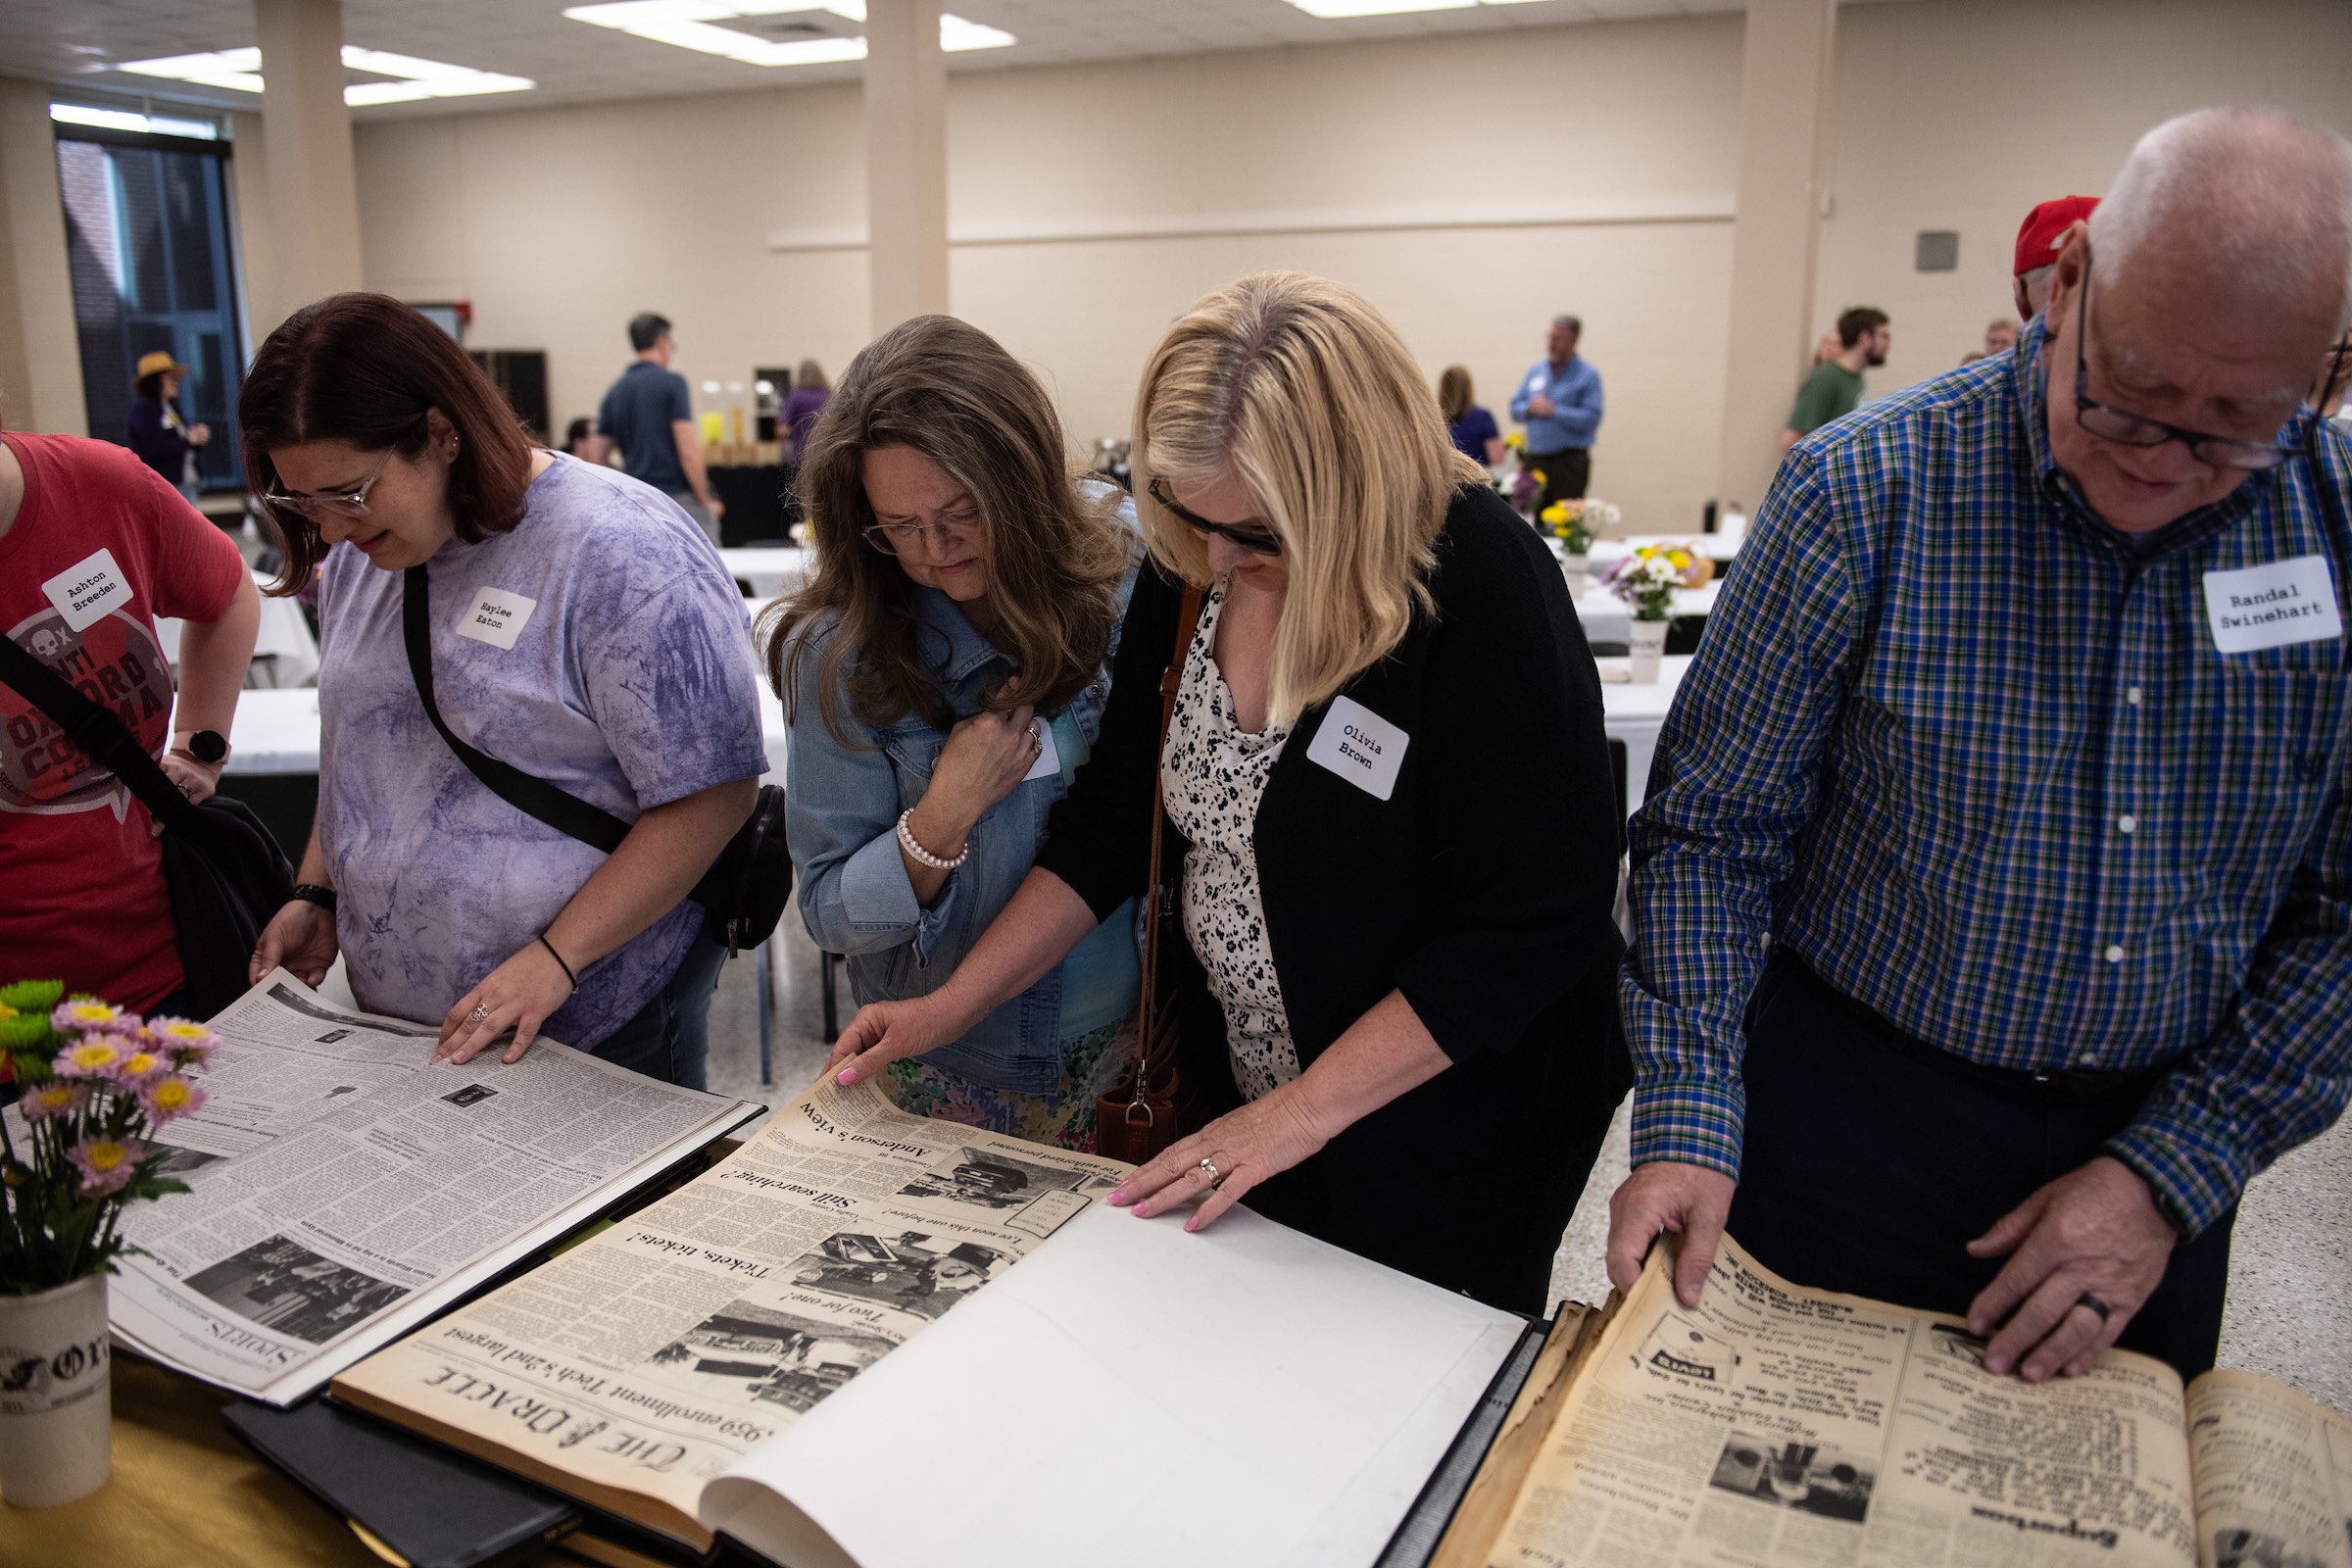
left=1783, top=307, right=1891, bottom=450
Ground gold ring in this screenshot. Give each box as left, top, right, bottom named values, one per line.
left=467, top=1004, right=491, bottom=1023
left=1198, top=1157, right=1221, bottom=1188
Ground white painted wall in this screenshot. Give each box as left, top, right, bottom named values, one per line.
left=338, top=0, right=2351, bottom=533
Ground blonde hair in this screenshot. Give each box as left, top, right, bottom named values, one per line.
left=1134, top=272, right=1482, bottom=727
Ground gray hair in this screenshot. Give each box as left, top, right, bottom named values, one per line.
left=1551, top=314, right=1582, bottom=334
left=2090, top=108, right=2352, bottom=332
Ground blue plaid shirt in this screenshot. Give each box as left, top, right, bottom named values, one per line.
left=1622, top=320, right=2352, bottom=1237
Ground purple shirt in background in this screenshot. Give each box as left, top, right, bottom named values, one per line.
left=783, top=385, right=830, bottom=462
left=315, top=453, right=768, bottom=1046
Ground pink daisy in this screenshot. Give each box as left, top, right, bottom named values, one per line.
left=66, top=1138, right=135, bottom=1196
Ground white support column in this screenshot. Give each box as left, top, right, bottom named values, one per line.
left=255, top=0, right=365, bottom=332
left=863, top=0, right=950, bottom=336
left=0, top=77, right=87, bottom=434
left=1713, top=0, right=1837, bottom=517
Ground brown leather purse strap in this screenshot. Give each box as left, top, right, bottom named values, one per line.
left=1134, top=580, right=1205, bottom=1083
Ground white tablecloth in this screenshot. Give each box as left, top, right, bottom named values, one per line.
left=155, top=571, right=320, bottom=688
left=1572, top=580, right=1720, bottom=648
left=718, top=547, right=812, bottom=599
left=1598, top=654, right=1692, bottom=813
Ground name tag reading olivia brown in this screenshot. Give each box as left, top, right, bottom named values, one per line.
left=1304, top=695, right=1408, bottom=801
left=454, top=587, right=538, bottom=651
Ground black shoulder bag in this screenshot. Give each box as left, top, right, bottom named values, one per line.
left=0, top=635, right=293, bottom=1016
left=400, top=566, right=791, bottom=956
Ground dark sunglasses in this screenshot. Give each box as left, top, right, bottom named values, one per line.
left=2072, top=249, right=2302, bottom=471
left=1148, top=476, right=1283, bottom=555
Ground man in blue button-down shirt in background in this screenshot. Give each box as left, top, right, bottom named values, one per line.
left=1509, top=315, right=1604, bottom=512
left=1608, top=108, right=2352, bottom=1385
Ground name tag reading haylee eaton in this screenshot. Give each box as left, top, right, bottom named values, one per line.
left=1304, top=695, right=1408, bottom=801
left=454, top=587, right=538, bottom=651
left=2203, top=556, right=2342, bottom=655
left=42, top=550, right=132, bottom=634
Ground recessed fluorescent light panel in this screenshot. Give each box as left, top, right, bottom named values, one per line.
left=1284, top=0, right=1543, bottom=16
left=115, top=46, right=533, bottom=105
left=562, top=2, right=1014, bottom=65
left=50, top=103, right=221, bottom=139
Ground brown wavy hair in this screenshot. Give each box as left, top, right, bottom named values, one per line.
left=759, top=316, right=1132, bottom=744
left=238, top=293, right=534, bottom=595
left=1437, top=365, right=1474, bottom=424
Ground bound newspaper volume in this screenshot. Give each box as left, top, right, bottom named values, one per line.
left=0, top=969, right=759, bottom=1406
left=1431, top=1232, right=2352, bottom=1568
left=332, top=1076, right=1530, bottom=1568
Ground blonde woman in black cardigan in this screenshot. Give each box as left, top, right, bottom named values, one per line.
left=827, top=272, right=1628, bottom=1312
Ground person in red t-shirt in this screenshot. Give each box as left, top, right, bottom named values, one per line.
left=0, top=429, right=258, bottom=1010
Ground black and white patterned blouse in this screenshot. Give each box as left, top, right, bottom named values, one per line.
left=1161, top=584, right=1300, bottom=1102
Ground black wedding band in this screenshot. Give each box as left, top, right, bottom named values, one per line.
left=2075, top=1292, right=2114, bottom=1323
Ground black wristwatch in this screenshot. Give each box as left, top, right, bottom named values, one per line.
left=172, top=729, right=229, bottom=764
left=290, top=884, right=338, bottom=914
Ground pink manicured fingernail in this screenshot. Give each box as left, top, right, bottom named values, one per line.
left=836, top=1068, right=857, bottom=1085
left=1107, top=1186, right=1128, bottom=1203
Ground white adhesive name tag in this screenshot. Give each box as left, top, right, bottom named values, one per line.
left=455, top=587, right=538, bottom=650
left=1304, top=695, right=1408, bottom=801
left=42, top=549, right=132, bottom=634
left=1022, top=719, right=1062, bottom=782
left=2203, top=555, right=2341, bottom=654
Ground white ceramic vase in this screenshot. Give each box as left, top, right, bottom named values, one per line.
left=1561, top=552, right=1591, bottom=598
left=1629, top=617, right=1668, bottom=684
left=0, top=1273, right=112, bottom=1508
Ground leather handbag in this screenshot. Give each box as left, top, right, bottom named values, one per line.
left=0, top=635, right=294, bottom=1016
left=1095, top=581, right=1208, bottom=1165
left=401, top=565, right=792, bottom=956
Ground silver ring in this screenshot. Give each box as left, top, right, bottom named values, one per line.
left=466, top=1004, right=491, bottom=1023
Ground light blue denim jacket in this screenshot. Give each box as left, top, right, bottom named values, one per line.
left=785, top=499, right=1142, bottom=1094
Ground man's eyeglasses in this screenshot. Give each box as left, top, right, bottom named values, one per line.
left=2072, top=252, right=2302, bottom=471
left=861, top=510, right=978, bottom=556
left=262, top=452, right=395, bottom=519
left=1147, top=476, right=1283, bottom=556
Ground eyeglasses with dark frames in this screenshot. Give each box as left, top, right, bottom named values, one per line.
left=262, top=451, right=397, bottom=519
left=860, top=507, right=981, bottom=556
left=1147, top=476, right=1283, bottom=556
left=2072, top=250, right=2303, bottom=471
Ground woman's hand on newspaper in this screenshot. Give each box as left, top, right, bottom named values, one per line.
left=827, top=993, right=969, bottom=1087
left=1605, top=1161, right=1739, bottom=1308
left=1965, top=1155, right=2177, bottom=1383
left=1107, top=1088, right=1331, bottom=1233
left=250, top=898, right=338, bottom=987
left=434, top=941, right=575, bottom=1067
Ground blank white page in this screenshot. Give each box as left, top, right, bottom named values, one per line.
left=699, top=1200, right=1523, bottom=1568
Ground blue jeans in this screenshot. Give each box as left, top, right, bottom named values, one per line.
left=590, top=929, right=725, bottom=1090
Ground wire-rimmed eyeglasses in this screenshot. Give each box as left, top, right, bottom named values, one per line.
left=2072, top=250, right=2303, bottom=471
left=262, top=452, right=396, bottom=519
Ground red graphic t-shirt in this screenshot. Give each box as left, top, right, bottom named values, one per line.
left=0, top=432, right=246, bottom=1007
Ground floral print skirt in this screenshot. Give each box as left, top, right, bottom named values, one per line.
left=881, top=1012, right=1135, bottom=1153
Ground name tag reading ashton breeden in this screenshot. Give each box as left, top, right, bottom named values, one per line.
left=2202, top=555, right=2342, bottom=655
left=1304, top=695, right=1408, bottom=801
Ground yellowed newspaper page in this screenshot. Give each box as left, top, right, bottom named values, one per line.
left=1483, top=1234, right=2198, bottom=1568
left=2185, top=1368, right=2352, bottom=1568
left=332, top=1077, right=1127, bottom=1544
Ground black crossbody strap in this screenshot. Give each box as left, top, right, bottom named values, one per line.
left=0, top=631, right=202, bottom=833
left=401, top=565, right=630, bottom=857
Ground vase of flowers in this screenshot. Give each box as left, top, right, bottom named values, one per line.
left=1506, top=464, right=1544, bottom=523
left=1608, top=547, right=1684, bottom=684
left=0, top=982, right=215, bottom=1507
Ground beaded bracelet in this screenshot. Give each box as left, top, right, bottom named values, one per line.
left=897, top=808, right=971, bottom=871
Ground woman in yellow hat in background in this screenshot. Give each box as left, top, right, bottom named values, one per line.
left=126, top=349, right=213, bottom=505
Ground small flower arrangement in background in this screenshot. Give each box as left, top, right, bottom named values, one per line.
left=1607, top=546, right=1689, bottom=621
left=1505, top=466, right=1545, bottom=517
left=1539, top=496, right=1622, bottom=557
left=2, top=981, right=215, bottom=1294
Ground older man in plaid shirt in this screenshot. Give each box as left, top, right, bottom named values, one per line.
left=1610, top=108, right=2352, bottom=1384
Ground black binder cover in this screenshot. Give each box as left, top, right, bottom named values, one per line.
left=224, top=1397, right=579, bottom=1568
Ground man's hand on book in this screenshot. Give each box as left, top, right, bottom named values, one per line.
left=1606, top=1161, right=1737, bottom=1307
left=1965, top=1154, right=2176, bottom=1383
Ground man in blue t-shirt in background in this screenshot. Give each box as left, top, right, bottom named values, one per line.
left=588, top=313, right=725, bottom=543
left=1508, top=313, right=1605, bottom=514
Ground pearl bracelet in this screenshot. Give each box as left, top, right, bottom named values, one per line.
left=897, top=808, right=970, bottom=871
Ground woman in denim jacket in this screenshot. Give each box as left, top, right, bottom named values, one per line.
left=760, top=316, right=1141, bottom=1150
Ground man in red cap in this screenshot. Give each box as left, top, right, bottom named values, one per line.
left=2014, top=195, right=2100, bottom=320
